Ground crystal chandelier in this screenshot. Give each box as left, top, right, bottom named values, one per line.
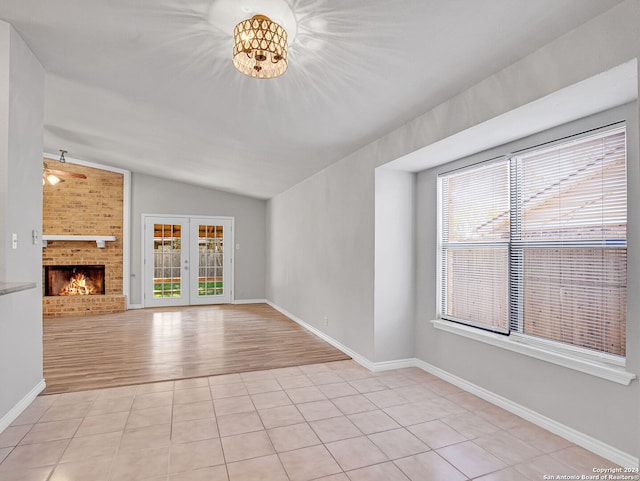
left=233, top=15, right=288, bottom=79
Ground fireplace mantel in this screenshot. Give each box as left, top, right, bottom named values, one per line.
left=42, top=235, right=117, bottom=248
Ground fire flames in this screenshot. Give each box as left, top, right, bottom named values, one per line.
left=58, top=273, right=97, bottom=296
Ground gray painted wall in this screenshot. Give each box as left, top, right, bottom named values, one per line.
left=267, top=0, right=639, bottom=459
left=0, top=22, right=44, bottom=422
left=129, top=173, right=266, bottom=305
left=374, top=168, right=415, bottom=362
left=416, top=103, right=639, bottom=458
left=266, top=154, right=376, bottom=360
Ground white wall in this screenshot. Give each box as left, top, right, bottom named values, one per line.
left=130, top=173, right=266, bottom=305
left=0, top=22, right=44, bottom=425
left=266, top=0, right=640, bottom=462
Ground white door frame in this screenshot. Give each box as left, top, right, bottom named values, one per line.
left=142, top=214, right=234, bottom=307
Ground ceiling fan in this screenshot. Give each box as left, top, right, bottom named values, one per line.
left=43, top=150, right=87, bottom=185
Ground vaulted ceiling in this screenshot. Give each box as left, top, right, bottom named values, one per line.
left=0, top=0, right=622, bottom=199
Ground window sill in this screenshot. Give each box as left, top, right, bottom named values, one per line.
left=431, top=319, right=637, bottom=385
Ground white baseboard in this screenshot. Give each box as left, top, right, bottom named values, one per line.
left=265, top=299, right=638, bottom=469
left=0, top=379, right=46, bottom=433
left=234, top=299, right=267, bottom=305
left=128, top=300, right=268, bottom=309
left=265, top=300, right=377, bottom=370
left=129, top=299, right=268, bottom=309
left=369, top=358, right=417, bottom=372
left=415, top=359, right=639, bottom=469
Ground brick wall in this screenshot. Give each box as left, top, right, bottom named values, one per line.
left=42, top=159, right=126, bottom=316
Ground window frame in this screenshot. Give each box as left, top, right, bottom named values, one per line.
left=434, top=121, right=635, bottom=385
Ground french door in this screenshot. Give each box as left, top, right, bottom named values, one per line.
left=143, top=215, right=233, bottom=307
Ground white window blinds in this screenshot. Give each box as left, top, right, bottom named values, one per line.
left=511, top=127, right=627, bottom=357
left=439, top=126, right=627, bottom=358
left=440, top=160, right=510, bottom=333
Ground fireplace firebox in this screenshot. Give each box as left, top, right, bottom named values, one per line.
left=44, top=265, right=105, bottom=296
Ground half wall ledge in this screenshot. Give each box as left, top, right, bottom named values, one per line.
left=0, top=281, right=37, bottom=296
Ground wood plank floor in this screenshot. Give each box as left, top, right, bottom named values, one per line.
left=43, top=303, right=350, bottom=394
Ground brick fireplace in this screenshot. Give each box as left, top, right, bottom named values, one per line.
left=42, top=159, right=127, bottom=316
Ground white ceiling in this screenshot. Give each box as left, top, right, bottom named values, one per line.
left=0, top=0, right=623, bottom=199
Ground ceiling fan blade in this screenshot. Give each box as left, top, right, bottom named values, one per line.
left=46, top=169, right=87, bottom=179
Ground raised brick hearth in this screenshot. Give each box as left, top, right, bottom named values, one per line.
left=42, top=160, right=126, bottom=317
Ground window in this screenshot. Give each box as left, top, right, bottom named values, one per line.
left=440, top=160, right=510, bottom=333
left=439, top=126, right=627, bottom=360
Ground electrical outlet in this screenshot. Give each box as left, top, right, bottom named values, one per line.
left=323, top=316, right=328, bottom=326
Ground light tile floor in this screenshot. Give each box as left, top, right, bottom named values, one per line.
left=0, top=361, right=629, bottom=481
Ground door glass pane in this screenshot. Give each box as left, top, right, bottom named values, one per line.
left=153, top=224, right=182, bottom=297
left=198, top=225, right=224, bottom=296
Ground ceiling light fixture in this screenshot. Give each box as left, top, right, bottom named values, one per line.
left=233, top=14, right=288, bottom=78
